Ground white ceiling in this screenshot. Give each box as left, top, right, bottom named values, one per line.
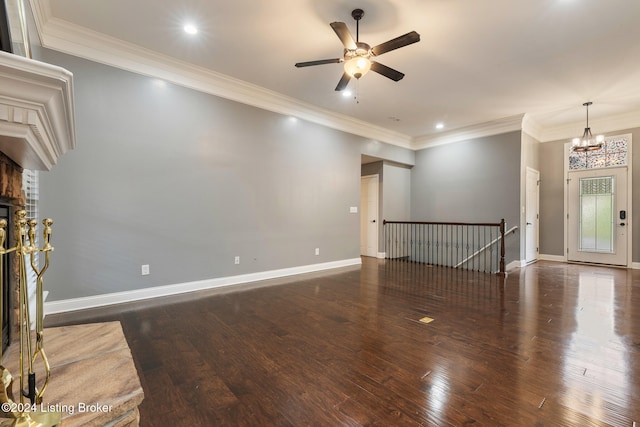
left=28, top=0, right=640, bottom=147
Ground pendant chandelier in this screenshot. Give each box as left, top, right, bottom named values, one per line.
left=572, top=102, right=604, bottom=152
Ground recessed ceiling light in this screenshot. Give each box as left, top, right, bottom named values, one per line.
left=436, top=123, right=444, bottom=130
left=183, top=24, right=198, bottom=35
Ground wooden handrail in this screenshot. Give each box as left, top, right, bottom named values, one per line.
left=454, top=223, right=517, bottom=273
left=383, top=220, right=503, bottom=227
left=383, top=218, right=508, bottom=274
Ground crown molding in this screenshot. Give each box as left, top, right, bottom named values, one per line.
left=30, top=1, right=640, bottom=152
left=411, top=114, right=525, bottom=150
left=30, top=3, right=413, bottom=149
left=521, top=114, right=543, bottom=142
left=539, top=109, right=640, bottom=143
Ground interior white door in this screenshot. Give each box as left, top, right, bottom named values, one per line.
left=567, top=167, right=627, bottom=266
left=525, top=168, right=539, bottom=264
left=360, top=175, right=379, bottom=257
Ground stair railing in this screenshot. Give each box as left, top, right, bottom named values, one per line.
left=383, top=219, right=509, bottom=274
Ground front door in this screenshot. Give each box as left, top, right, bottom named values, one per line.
left=567, top=167, right=628, bottom=266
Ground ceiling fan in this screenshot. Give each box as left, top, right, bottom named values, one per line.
left=295, top=8, right=420, bottom=91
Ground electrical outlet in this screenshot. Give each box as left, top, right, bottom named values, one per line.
left=350, top=206, right=358, bottom=213
left=315, top=248, right=320, bottom=256
left=141, top=264, right=150, bottom=275
left=234, top=256, right=240, bottom=265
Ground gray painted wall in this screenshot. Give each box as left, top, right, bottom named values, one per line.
left=522, top=132, right=541, bottom=170
left=383, top=162, right=411, bottom=223
left=538, top=140, right=565, bottom=256
left=41, top=44, right=634, bottom=301
left=36, top=48, right=416, bottom=301
left=361, top=162, right=383, bottom=179
left=539, top=127, right=640, bottom=262
left=410, top=132, right=522, bottom=264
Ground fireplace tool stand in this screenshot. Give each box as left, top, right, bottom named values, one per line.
left=0, top=210, right=60, bottom=426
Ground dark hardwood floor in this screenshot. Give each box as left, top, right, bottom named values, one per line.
left=45, top=259, right=640, bottom=426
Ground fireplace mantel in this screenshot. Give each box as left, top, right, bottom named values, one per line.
left=0, top=50, right=75, bottom=171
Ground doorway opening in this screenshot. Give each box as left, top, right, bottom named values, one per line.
left=360, top=174, right=379, bottom=258
left=564, top=134, right=632, bottom=267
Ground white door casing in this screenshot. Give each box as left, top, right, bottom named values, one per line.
left=360, top=175, right=379, bottom=257
left=525, top=167, right=540, bottom=264
left=563, top=135, right=632, bottom=267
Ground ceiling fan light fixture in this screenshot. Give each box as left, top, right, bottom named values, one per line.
left=344, top=56, right=371, bottom=79
left=572, top=102, right=604, bottom=152
left=294, top=8, right=420, bottom=91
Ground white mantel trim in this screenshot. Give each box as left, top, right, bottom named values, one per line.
left=0, top=50, right=76, bottom=170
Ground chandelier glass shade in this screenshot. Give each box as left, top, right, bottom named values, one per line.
left=343, top=56, right=371, bottom=79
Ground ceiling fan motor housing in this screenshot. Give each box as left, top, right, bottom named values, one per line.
left=344, top=42, right=372, bottom=59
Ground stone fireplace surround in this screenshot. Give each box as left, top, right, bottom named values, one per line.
left=0, top=51, right=144, bottom=425
left=0, top=151, right=25, bottom=348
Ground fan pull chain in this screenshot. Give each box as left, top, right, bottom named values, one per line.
left=355, top=79, right=360, bottom=104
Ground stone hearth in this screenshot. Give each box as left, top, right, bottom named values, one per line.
left=2, top=322, right=144, bottom=426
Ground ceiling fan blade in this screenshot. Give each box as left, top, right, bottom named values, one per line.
left=370, top=61, right=405, bottom=81
left=371, top=31, right=420, bottom=56
left=295, top=58, right=342, bottom=67
left=330, top=22, right=357, bottom=50
left=335, top=72, right=352, bottom=91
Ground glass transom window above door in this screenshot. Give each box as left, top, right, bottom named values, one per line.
left=569, top=136, right=628, bottom=170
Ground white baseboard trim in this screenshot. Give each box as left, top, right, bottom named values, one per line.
left=532, top=254, right=639, bottom=268
left=377, top=252, right=386, bottom=259
left=507, top=257, right=567, bottom=270
left=44, top=258, right=362, bottom=315
left=539, top=254, right=566, bottom=262
left=506, top=260, right=525, bottom=271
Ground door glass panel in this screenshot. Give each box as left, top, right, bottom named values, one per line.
left=579, top=177, right=614, bottom=253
